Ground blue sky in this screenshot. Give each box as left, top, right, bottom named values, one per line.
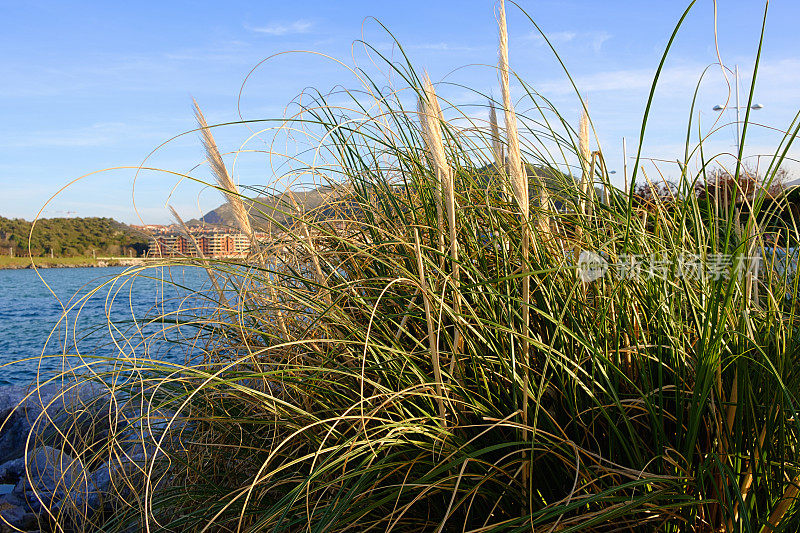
left=2, top=1, right=799, bottom=224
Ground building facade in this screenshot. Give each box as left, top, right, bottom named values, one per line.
left=148, top=232, right=252, bottom=258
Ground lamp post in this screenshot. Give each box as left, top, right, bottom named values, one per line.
left=601, top=170, right=616, bottom=204
left=713, top=65, right=764, bottom=304
left=712, top=65, right=763, bottom=154
left=622, top=137, right=628, bottom=194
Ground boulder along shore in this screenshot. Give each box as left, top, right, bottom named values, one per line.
left=0, top=381, right=173, bottom=532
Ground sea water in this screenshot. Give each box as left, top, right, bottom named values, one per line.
left=0, top=265, right=210, bottom=386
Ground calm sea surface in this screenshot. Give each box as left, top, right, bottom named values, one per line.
left=0, top=266, right=209, bottom=386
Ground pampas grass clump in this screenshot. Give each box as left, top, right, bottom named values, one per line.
left=22, top=1, right=800, bottom=532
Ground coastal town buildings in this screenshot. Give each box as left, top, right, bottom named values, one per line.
left=146, top=230, right=260, bottom=258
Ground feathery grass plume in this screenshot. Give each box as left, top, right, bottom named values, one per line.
left=574, top=105, right=592, bottom=260
left=497, top=3, right=547, bottom=234
left=498, top=1, right=527, bottom=222
left=193, top=100, right=256, bottom=247
left=578, top=103, right=591, bottom=215
left=417, top=92, right=446, bottom=260
left=419, top=76, right=452, bottom=226
left=193, top=99, right=289, bottom=339
left=420, top=75, right=462, bottom=373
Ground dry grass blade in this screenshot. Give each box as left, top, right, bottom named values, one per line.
left=414, top=228, right=446, bottom=421
left=168, top=205, right=231, bottom=312
left=489, top=100, right=506, bottom=192
left=498, top=0, right=532, bottom=473
left=764, top=474, right=800, bottom=531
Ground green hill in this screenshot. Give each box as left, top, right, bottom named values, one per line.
left=0, top=216, right=149, bottom=257
left=200, top=165, right=582, bottom=231
left=200, top=185, right=343, bottom=231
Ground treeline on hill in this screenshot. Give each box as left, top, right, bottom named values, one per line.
left=631, top=165, right=789, bottom=206
left=0, top=216, right=149, bottom=257
left=630, top=165, right=797, bottom=232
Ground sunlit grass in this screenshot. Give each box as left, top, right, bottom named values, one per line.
left=0, top=256, right=108, bottom=268
left=16, top=1, right=800, bottom=531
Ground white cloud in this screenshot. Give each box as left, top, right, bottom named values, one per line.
left=529, top=31, right=576, bottom=45
left=407, top=42, right=482, bottom=52
left=532, top=58, right=800, bottom=101
left=590, top=31, right=612, bottom=52
left=371, top=41, right=483, bottom=54
left=247, top=20, right=314, bottom=36
left=536, top=64, right=704, bottom=95
left=528, top=30, right=611, bottom=52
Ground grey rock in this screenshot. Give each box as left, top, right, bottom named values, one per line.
left=0, top=381, right=182, bottom=531
left=0, top=382, right=110, bottom=466
left=13, top=447, right=85, bottom=512
left=0, top=491, right=20, bottom=507
left=0, top=497, right=37, bottom=533
left=1, top=446, right=123, bottom=526
left=0, top=384, right=57, bottom=467
left=84, top=464, right=111, bottom=512
left=0, top=456, right=24, bottom=484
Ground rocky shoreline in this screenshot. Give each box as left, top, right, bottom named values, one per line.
left=0, top=382, right=164, bottom=532
left=0, top=259, right=147, bottom=270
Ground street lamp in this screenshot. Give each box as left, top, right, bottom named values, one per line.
left=712, top=65, right=764, bottom=154
left=712, top=65, right=764, bottom=304
left=712, top=103, right=763, bottom=111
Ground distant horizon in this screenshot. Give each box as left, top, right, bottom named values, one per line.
left=2, top=0, right=799, bottom=225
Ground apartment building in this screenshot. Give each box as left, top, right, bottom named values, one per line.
left=148, top=232, right=251, bottom=258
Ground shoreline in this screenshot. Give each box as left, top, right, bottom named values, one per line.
left=0, top=257, right=148, bottom=270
